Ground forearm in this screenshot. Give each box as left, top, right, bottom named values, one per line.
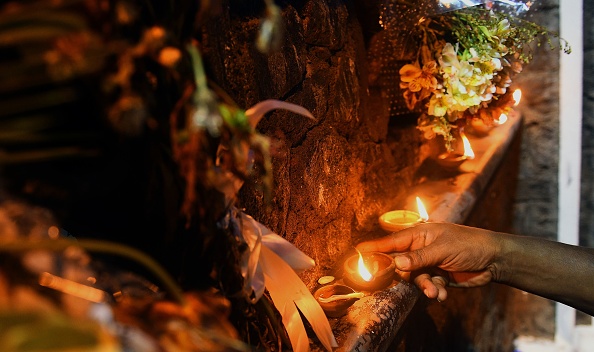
left=494, top=233, right=594, bottom=315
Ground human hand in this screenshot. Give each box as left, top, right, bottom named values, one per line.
left=356, top=223, right=502, bottom=302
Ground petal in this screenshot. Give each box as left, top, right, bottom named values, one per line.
left=399, top=64, right=422, bottom=82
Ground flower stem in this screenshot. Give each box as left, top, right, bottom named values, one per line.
left=0, top=238, right=186, bottom=306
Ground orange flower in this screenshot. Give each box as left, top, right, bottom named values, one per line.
left=400, top=61, right=438, bottom=109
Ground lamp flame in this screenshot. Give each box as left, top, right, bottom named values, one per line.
left=496, top=113, right=508, bottom=125
left=461, top=131, right=475, bottom=159
left=416, top=197, right=429, bottom=221
left=513, top=89, right=522, bottom=106
left=357, top=250, right=373, bottom=282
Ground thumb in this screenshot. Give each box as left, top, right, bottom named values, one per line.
left=394, top=248, right=435, bottom=271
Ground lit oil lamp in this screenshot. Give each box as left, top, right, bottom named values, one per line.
left=343, top=250, right=396, bottom=291
left=513, top=88, right=522, bottom=106
left=495, top=112, right=508, bottom=125
left=314, top=284, right=363, bottom=317
left=379, top=197, right=429, bottom=232
left=435, top=130, right=475, bottom=170
left=468, top=117, right=495, bottom=135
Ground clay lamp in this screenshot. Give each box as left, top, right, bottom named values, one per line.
left=435, top=130, right=475, bottom=170
left=314, top=284, right=363, bottom=317
left=379, top=197, right=428, bottom=232
left=343, top=251, right=396, bottom=291
left=468, top=117, right=495, bottom=136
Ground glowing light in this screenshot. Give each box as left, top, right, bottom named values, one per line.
left=39, top=272, right=106, bottom=303
left=461, top=131, right=475, bottom=159
left=416, top=197, right=429, bottom=221
left=357, top=250, right=373, bottom=282
left=513, top=89, right=522, bottom=106
left=48, top=226, right=60, bottom=239
left=496, top=113, right=508, bottom=125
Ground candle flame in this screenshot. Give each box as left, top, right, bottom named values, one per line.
left=416, top=197, right=429, bottom=221
left=496, top=113, right=508, bottom=125
left=357, top=250, right=373, bottom=282
left=461, top=131, right=475, bottom=159
left=513, top=89, right=522, bottom=106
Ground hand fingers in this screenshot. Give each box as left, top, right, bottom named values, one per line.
left=432, top=275, right=448, bottom=302
left=412, top=271, right=449, bottom=302
left=356, top=231, right=415, bottom=253
left=394, top=246, right=444, bottom=271
left=413, top=272, right=438, bottom=299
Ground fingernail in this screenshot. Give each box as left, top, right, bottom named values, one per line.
left=394, top=256, right=410, bottom=270
left=437, top=298, right=442, bottom=303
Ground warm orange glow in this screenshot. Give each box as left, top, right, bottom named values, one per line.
left=357, top=250, right=373, bottom=282
left=461, top=131, right=475, bottom=159
left=416, top=197, right=429, bottom=221
left=496, top=113, right=508, bottom=125
left=513, top=89, right=522, bottom=106
left=39, top=272, right=106, bottom=303
left=47, top=226, right=60, bottom=239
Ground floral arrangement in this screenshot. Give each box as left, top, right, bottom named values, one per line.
left=398, top=6, right=570, bottom=149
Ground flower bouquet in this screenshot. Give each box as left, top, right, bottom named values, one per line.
left=393, top=1, right=570, bottom=149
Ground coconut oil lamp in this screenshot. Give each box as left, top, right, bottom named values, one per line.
left=435, top=130, right=475, bottom=170
left=468, top=117, right=495, bottom=136
left=314, top=284, right=363, bottom=317
left=379, top=197, right=429, bottom=233
left=343, top=250, right=396, bottom=291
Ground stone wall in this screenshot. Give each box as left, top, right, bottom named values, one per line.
left=199, top=0, right=576, bottom=346
left=510, top=0, right=594, bottom=337
left=512, top=0, right=560, bottom=241
left=507, top=0, right=560, bottom=333
left=199, top=0, right=428, bottom=288
left=581, top=0, right=594, bottom=248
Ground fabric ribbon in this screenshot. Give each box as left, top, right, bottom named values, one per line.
left=229, top=208, right=337, bottom=352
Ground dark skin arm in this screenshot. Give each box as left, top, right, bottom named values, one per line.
left=356, top=222, right=594, bottom=316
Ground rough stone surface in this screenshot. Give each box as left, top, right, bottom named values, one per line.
left=198, top=0, right=558, bottom=349
left=582, top=0, right=594, bottom=248
left=512, top=0, right=561, bottom=242
left=201, top=0, right=426, bottom=290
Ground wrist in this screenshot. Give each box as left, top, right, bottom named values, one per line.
left=486, top=231, right=514, bottom=284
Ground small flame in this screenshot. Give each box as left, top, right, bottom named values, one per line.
left=513, top=89, right=522, bottom=106
left=357, top=250, right=373, bottom=282
left=416, top=197, right=429, bottom=221
left=496, top=113, right=508, bottom=125
left=461, top=131, right=475, bottom=159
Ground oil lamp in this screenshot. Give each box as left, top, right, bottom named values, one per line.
left=379, top=197, right=428, bottom=232
left=314, top=284, right=363, bottom=317
left=343, top=250, right=396, bottom=291
left=513, top=88, right=522, bottom=106
left=468, top=117, right=495, bottom=135
left=495, top=113, right=508, bottom=125
left=435, top=130, right=475, bottom=170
